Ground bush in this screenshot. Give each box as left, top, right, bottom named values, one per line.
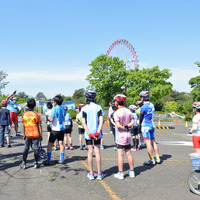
left=67, top=109, right=78, bottom=119
left=185, top=113, right=193, bottom=121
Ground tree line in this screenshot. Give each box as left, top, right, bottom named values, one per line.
left=0, top=55, right=199, bottom=120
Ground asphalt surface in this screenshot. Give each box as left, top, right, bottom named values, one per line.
left=0, top=119, right=199, bottom=200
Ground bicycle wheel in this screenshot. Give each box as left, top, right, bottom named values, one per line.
left=187, top=171, right=200, bottom=195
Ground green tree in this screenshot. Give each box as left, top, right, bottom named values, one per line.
left=126, top=66, right=173, bottom=104
left=189, top=61, right=200, bottom=101
left=164, top=101, right=179, bottom=113
left=17, top=91, right=29, bottom=99
left=36, top=92, right=46, bottom=101
left=0, top=71, right=9, bottom=93
left=72, top=88, right=85, bottom=104
left=86, top=54, right=127, bottom=106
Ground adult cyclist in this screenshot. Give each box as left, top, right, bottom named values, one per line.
left=139, top=91, right=160, bottom=165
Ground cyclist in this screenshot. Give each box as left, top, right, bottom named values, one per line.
left=136, top=101, right=146, bottom=148
left=139, top=91, right=160, bottom=165
left=114, top=94, right=135, bottom=179
left=64, top=106, right=73, bottom=150
left=81, top=89, right=104, bottom=180
left=189, top=101, right=200, bottom=153
left=110, top=102, right=117, bottom=149
left=129, top=105, right=139, bottom=151
left=76, top=104, right=86, bottom=150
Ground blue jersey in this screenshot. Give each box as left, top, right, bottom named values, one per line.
left=81, top=102, right=104, bottom=140
left=65, top=113, right=72, bottom=126
left=140, top=102, right=154, bottom=127
left=50, top=105, right=66, bottom=131
left=7, top=99, right=15, bottom=112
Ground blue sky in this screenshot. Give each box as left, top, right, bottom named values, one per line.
left=0, top=0, right=199, bottom=98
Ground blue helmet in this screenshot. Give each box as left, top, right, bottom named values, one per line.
left=84, top=89, right=96, bottom=101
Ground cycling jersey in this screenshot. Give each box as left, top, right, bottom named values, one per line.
left=45, top=109, right=52, bottom=126
left=64, top=113, right=72, bottom=127
left=132, top=113, right=138, bottom=127
left=192, top=113, right=200, bottom=137
left=140, top=101, right=155, bottom=140
left=50, top=105, right=66, bottom=131
left=81, top=102, right=104, bottom=140
left=114, top=107, right=133, bottom=145
left=140, top=102, right=155, bottom=127
left=76, top=112, right=84, bottom=129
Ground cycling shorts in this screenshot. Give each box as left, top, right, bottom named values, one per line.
left=78, top=128, right=84, bottom=134
left=192, top=136, right=200, bottom=149
left=142, top=126, right=155, bottom=140
left=85, top=138, right=101, bottom=145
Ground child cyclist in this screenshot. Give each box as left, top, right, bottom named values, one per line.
left=76, top=104, right=86, bottom=150
left=44, top=102, right=53, bottom=141
left=81, top=89, right=104, bottom=180
left=44, top=95, right=66, bottom=165
left=129, top=105, right=139, bottom=151
left=110, top=102, right=117, bottom=149
left=20, top=98, right=42, bottom=169
left=189, top=102, right=200, bottom=153
left=114, top=94, right=135, bottom=180
left=0, top=100, right=12, bottom=147
left=63, top=106, right=73, bottom=150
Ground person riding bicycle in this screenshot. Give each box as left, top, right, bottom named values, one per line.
left=189, top=101, right=200, bottom=153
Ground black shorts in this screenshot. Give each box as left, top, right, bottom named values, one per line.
left=65, top=125, right=72, bottom=134
left=85, top=138, right=101, bottom=145
left=131, top=126, right=138, bottom=136
left=116, top=144, right=131, bottom=150
left=47, top=125, right=51, bottom=132
left=78, top=128, right=84, bottom=134
left=49, top=130, right=64, bottom=143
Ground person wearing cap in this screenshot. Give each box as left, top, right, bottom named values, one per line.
left=6, top=90, right=21, bottom=136
left=81, top=89, right=104, bottom=180
left=139, top=91, right=160, bottom=165
left=0, top=100, right=12, bottom=147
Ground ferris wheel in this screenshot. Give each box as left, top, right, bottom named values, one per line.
left=106, top=39, right=139, bottom=69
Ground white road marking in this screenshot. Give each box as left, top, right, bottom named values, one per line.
left=158, top=141, right=193, bottom=146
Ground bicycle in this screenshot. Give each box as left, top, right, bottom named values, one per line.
left=187, top=153, right=200, bottom=195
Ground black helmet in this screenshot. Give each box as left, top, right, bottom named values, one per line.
left=139, top=91, right=150, bottom=100
left=84, top=89, right=96, bottom=101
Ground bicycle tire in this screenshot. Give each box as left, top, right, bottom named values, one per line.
left=187, top=171, right=200, bottom=195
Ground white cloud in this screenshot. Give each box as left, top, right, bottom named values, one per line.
left=6, top=69, right=89, bottom=84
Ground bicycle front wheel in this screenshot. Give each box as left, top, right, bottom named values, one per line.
left=187, top=171, right=200, bottom=195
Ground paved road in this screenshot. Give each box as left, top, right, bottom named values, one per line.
left=0, top=119, right=199, bottom=200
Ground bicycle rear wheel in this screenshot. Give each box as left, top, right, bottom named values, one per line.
left=187, top=171, right=200, bottom=195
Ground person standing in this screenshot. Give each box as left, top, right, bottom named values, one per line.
left=20, top=98, right=42, bottom=169
left=114, top=94, right=135, bottom=180
left=139, top=91, right=160, bottom=165
left=44, top=95, right=66, bottom=165
left=0, top=100, right=11, bottom=147
left=6, top=91, right=21, bottom=136
left=82, top=89, right=104, bottom=180
left=76, top=104, right=86, bottom=150
left=189, top=101, right=200, bottom=153
left=108, top=101, right=114, bottom=134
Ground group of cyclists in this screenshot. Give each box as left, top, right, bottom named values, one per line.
left=1, top=88, right=200, bottom=180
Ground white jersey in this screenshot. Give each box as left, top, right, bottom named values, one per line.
left=192, top=113, right=200, bottom=136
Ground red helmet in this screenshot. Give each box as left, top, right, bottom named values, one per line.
left=1, top=100, right=7, bottom=105
left=78, top=104, right=84, bottom=109
left=192, top=101, right=200, bottom=109
left=114, top=94, right=126, bottom=102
